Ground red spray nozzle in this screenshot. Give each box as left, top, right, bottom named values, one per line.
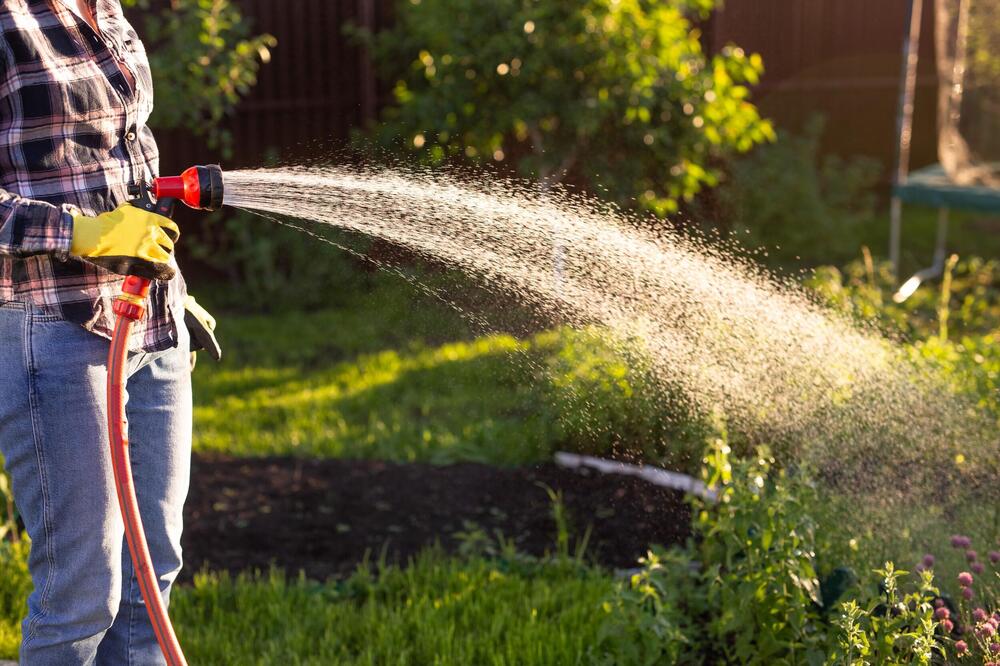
left=152, top=164, right=224, bottom=211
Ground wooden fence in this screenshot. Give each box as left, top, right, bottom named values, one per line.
left=160, top=0, right=938, bottom=176
left=156, top=0, right=391, bottom=174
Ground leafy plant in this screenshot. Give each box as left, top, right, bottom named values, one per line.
left=594, top=547, right=700, bottom=665
left=808, top=254, right=1000, bottom=342
left=0, top=471, right=17, bottom=545
left=350, top=0, right=774, bottom=215
left=122, top=0, right=275, bottom=155
left=827, top=563, right=939, bottom=666
left=595, top=433, right=942, bottom=665
left=0, top=538, right=30, bottom=658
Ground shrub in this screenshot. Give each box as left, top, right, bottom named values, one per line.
left=351, top=0, right=773, bottom=215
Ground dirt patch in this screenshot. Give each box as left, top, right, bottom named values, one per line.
left=181, top=454, right=691, bottom=581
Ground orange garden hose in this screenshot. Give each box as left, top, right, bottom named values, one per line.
left=108, top=275, right=188, bottom=666
left=106, top=164, right=222, bottom=665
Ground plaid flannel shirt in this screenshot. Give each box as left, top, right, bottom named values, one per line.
left=0, top=0, right=185, bottom=352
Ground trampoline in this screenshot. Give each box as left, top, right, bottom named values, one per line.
left=890, top=0, right=1000, bottom=301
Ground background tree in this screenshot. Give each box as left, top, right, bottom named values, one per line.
left=352, top=0, right=774, bottom=215
left=122, top=0, right=276, bottom=156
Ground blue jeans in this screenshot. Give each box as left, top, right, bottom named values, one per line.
left=0, top=300, right=192, bottom=665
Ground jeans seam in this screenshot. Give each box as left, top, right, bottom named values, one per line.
left=126, top=563, right=136, bottom=666
left=21, top=308, right=57, bottom=647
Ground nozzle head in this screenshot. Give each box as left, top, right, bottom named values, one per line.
left=152, top=164, right=224, bottom=211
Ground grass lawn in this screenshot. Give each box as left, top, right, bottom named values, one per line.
left=191, top=274, right=685, bottom=466
left=173, top=554, right=610, bottom=665
left=1, top=542, right=611, bottom=664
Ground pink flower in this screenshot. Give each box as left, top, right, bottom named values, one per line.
left=968, top=550, right=979, bottom=562
left=923, top=553, right=936, bottom=567
left=973, top=562, right=986, bottom=575
left=991, top=642, right=1000, bottom=654
left=935, top=598, right=946, bottom=608
left=936, top=607, right=952, bottom=620
left=942, top=619, right=955, bottom=633
left=956, top=640, right=968, bottom=654
left=990, top=551, right=1000, bottom=564
left=952, top=535, right=972, bottom=548
left=963, top=587, right=975, bottom=600
left=975, top=608, right=989, bottom=622
left=958, top=571, right=974, bottom=587
left=978, top=624, right=997, bottom=639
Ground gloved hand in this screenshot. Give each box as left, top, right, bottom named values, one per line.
left=70, top=204, right=180, bottom=280
left=184, top=295, right=221, bottom=362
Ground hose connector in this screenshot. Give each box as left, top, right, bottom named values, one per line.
left=112, top=275, right=152, bottom=320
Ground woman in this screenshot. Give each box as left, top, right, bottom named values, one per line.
left=0, top=1, right=212, bottom=662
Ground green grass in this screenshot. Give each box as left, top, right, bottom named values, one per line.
left=0, top=542, right=611, bottom=664
left=192, top=276, right=695, bottom=466
left=172, top=554, right=609, bottom=665
left=193, top=276, right=557, bottom=464
left=194, top=321, right=557, bottom=464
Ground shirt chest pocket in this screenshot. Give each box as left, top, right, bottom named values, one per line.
left=5, top=25, right=123, bottom=117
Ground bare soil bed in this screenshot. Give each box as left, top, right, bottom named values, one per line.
left=181, top=454, right=691, bottom=581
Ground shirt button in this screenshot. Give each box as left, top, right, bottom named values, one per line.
left=125, top=130, right=137, bottom=141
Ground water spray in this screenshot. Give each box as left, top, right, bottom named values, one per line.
left=109, top=164, right=224, bottom=666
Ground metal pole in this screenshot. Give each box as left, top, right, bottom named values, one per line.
left=890, top=0, right=924, bottom=279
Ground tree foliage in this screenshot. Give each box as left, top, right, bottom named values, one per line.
left=122, top=0, right=276, bottom=155
left=353, top=0, right=774, bottom=214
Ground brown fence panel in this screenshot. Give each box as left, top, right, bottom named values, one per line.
left=707, top=0, right=938, bottom=171
left=155, top=0, right=391, bottom=175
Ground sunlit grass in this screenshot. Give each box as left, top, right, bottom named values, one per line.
left=193, top=332, right=558, bottom=464
left=192, top=277, right=691, bottom=466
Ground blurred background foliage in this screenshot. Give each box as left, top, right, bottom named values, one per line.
left=349, top=0, right=774, bottom=216
left=700, top=116, right=883, bottom=267
left=121, top=0, right=275, bottom=156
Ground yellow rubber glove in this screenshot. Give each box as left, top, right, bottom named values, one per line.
left=70, top=204, right=180, bottom=280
